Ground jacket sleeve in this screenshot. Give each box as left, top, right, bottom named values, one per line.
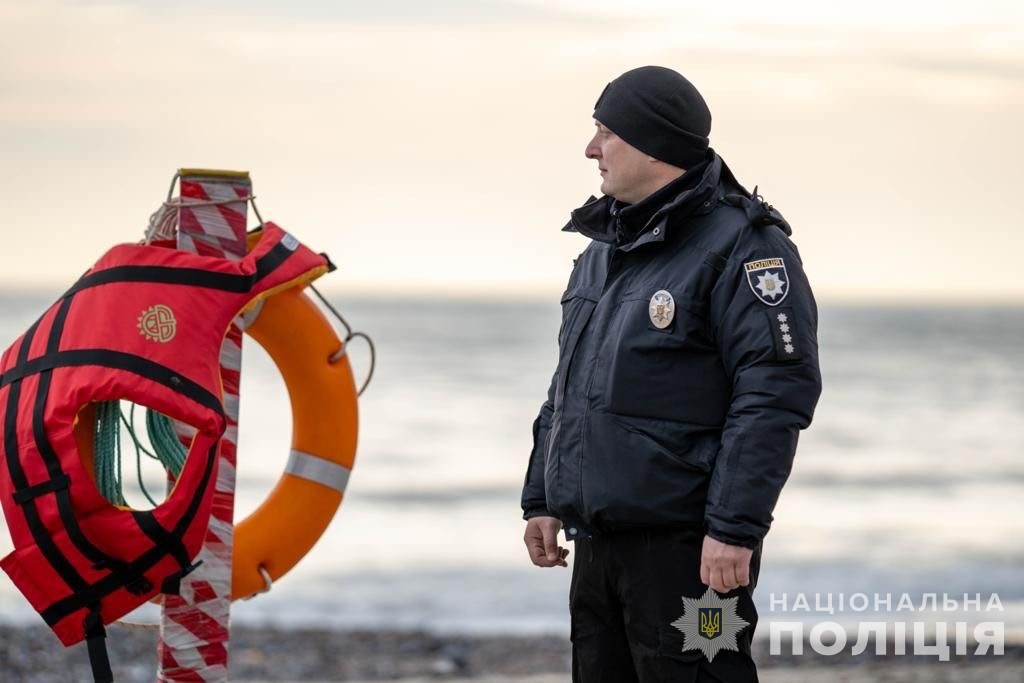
left=521, top=371, right=556, bottom=519
left=704, top=221, right=823, bottom=548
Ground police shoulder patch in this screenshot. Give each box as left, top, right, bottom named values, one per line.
left=744, top=257, right=789, bottom=306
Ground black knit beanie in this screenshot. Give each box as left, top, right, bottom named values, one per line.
left=593, top=66, right=711, bottom=169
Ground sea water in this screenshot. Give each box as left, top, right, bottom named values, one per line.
left=0, top=290, right=1021, bottom=638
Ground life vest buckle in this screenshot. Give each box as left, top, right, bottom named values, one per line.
left=125, top=575, right=155, bottom=597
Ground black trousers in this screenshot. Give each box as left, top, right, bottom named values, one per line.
left=569, top=528, right=761, bottom=683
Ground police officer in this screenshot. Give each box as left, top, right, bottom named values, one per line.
left=521, top=66, right=822, bottom=682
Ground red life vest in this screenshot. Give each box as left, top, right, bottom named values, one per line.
left=0, top=223, right=329, bottom=668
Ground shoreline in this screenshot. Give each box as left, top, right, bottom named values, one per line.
left=2, top=624, right=1022, bottom=682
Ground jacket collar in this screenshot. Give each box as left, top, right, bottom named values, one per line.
left=563, top=151, right=727, bottom=251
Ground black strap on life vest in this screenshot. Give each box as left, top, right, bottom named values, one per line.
left=3, top=317, right=91, bottom=594
left=131, top=509, right=202, bottom=594
left=84, top=607, right=113, bottom=683
left=0, top=349, right=225, bottom=413
left=61, top=237, right=295, bottom=299
left=12, top=472, right=70, bottom=504
left=161, top=559, right=204, bottom=596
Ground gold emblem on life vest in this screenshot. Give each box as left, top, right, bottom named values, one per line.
left=137, top=305, right=177, bottom=343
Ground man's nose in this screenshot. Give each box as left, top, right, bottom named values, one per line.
left=585, top=136, right=600, bottom=159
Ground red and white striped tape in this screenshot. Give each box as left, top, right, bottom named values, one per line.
left=157, top=174, right=251, bottom=682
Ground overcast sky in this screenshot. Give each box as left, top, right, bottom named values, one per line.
left=1, top=0, right=1021, bottom=301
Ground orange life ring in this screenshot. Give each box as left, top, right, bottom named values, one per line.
left=73, top=286, right=359, bottom=601
left=232, top=286, right=359, bottom=599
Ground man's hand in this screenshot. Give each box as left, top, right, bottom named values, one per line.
left=524, top=516, right=570, bottom=568
left=700, top=535, right=753, bottom=593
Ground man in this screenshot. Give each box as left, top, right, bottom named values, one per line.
left=520, top=66, right=822, bottom=682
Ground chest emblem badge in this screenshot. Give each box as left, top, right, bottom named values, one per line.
left=744, top=257, right=790, bottom=306
left=649, top=290, right=675, bottom=329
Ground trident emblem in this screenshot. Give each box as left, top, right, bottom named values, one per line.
left=699, top=607, right=722, bottom=639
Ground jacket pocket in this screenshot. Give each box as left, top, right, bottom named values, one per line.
left=557, top=286, right=599, bottom=346
left=610, top=413, right=718, bottom=473
left=581, top=412, right=716, bottom=527
left=553, top=286, right=600, bottom=409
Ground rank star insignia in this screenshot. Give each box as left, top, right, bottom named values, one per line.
left=767, top=306, right=801, bottom=360
left=671, top=587, right=750, bottom=662
left=744, top=258, right=790, bottom=306
left=649, top=290, right=675, bottom=329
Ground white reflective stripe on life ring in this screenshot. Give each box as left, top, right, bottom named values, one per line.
left=285, top=449, right=351, bottom=493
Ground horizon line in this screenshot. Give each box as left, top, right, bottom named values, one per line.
left=1, top=281, right=1022, bottom=308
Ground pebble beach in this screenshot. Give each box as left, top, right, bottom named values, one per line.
left=1, top=624, right=1020, bottom=682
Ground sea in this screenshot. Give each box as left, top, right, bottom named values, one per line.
left=0, top=290, right=1021, bottom=641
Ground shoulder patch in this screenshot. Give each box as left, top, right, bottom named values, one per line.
left=744, top=258, right=789, bottom=306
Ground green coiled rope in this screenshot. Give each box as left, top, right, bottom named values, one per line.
left=94, top=401, right=186, bottom=507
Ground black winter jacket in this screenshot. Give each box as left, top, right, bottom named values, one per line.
left=521, top=152, right=822, bottom=548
